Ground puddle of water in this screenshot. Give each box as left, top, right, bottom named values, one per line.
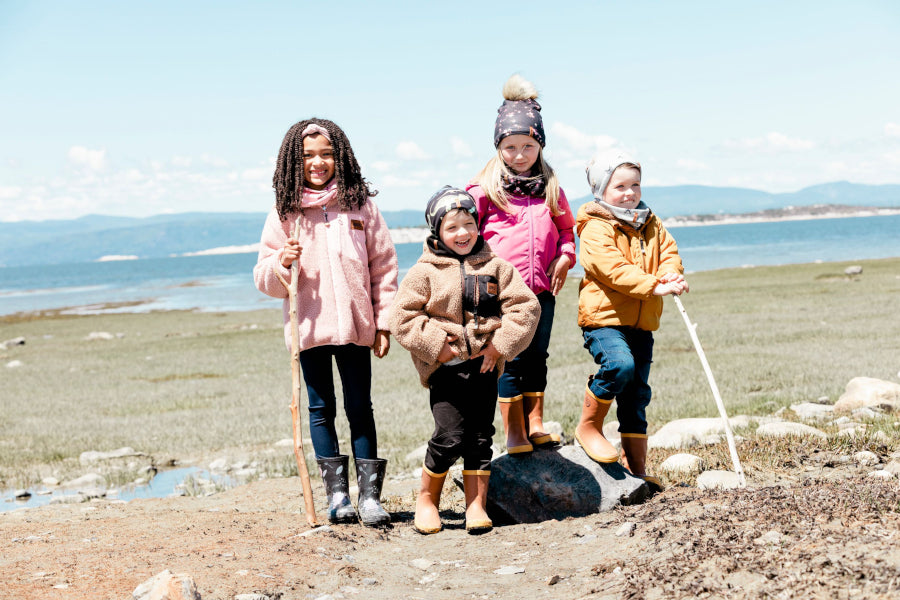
left=0, top=467, right=232, bottom=513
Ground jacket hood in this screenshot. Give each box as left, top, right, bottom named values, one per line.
left=576, top=200, right=653, bottom=236
left=417, top=240, right=495, bottom=267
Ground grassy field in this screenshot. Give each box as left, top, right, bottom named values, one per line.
left=1, top=257, right=899, bottom=488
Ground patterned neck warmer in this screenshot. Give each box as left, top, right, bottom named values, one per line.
left=426, top=234, right=485, bottom=260
left=501, top=171, right=546, bottom=198
left=598, top=200, right=651, bottom=228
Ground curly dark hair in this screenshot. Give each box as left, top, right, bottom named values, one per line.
left=272, top=118, right=377, bottom=220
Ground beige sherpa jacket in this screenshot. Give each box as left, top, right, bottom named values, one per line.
left=390, top=242, right=540, bottom=387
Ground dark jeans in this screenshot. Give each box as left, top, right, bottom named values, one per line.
left=582, top=326, right=654, bottom=435
left=498, top=291, right=554, bottom=397
left=298, top=343, right=377, bottom=460
left=425, top=358, right=497, bottom=473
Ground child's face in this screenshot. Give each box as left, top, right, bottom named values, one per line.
left=302, top=134, right=335, bottom=190
left=499, top=134, right=541, bottom=175
left=603, top=166, right=642, bottom=209
left=439, top=210, right=479, bottom=256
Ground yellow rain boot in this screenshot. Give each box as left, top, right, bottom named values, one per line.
left=620, top=433, right=664, bottom=492
left=413, top=467, right=446, bottom=534
left=523, top=392, right=561, bottom=447
left=498, top=395, right=533, bottom=455
left=574, top=387, right=620, bottom=464
left=463, top=470, right=493, bottom=534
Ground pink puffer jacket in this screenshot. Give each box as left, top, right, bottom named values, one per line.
left=467, top=184, right=576, bottom=295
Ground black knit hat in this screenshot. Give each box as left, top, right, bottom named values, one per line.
left=424, top=186, right=479, bottom=236
left=494, top=98, right=545, bottom=148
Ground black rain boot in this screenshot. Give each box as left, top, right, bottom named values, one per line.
left=317, top=455, right=358, bottom=524
left=355, top=457, right=391, bottom=527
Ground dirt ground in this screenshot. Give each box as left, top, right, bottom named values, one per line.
left=3, top=461, right=900, bottom=600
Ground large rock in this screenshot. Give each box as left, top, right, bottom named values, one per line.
left=484, top=445, right=648, bottom=524
left=648, top=417, right=748, bottom=449
left=756, top=422, right=826, bottom=439
left=833, top=377, right=900, bottom=413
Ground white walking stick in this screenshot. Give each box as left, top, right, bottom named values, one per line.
left=672, top=295, right=746, bottom=488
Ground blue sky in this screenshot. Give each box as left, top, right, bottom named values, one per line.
left=1, top=0, right=899, bottom=221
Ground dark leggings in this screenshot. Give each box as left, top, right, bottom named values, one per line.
left=298, top=344, right=377, bottom=460
left=424, top=358, right=497, bottom=473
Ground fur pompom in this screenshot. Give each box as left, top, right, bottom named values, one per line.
left=502, top=74, right=539, bottom=101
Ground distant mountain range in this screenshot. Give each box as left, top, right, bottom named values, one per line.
left=1, top=181, right=898, bottom=268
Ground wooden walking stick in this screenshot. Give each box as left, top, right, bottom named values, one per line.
left=275, top=217, right=319, bottom=525
left=672, top=295, right=747, bottom=488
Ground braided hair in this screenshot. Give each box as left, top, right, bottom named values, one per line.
left=272, top=118, right=377, bottom=220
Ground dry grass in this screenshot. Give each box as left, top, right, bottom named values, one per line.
left=1, top=257, right=898, bottom=488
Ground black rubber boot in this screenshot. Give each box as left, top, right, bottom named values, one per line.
left=355, top=457, right=391, bottom=527
left=316, top=455, right=358, bottom=524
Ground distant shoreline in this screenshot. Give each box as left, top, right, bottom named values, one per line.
left=95, top=205, right=900, bottom=260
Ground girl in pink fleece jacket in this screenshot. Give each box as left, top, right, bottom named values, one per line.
left=467, top=75, right=576, bottom=455
left=253, top=118, right=398, bottom=528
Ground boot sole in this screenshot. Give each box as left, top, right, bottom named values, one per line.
left=574, top=432, right=620, bottom=463
left=530, top=432, right=561, bottom=447
left=465, top=520, right=493, bottom=534
left=507, top=443, right=534, bottom=455
left=413, top=522, right=442, bottom=535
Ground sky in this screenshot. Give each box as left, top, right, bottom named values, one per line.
left=1, top=0, right=899, bottom=222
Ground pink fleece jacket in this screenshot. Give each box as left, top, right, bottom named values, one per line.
left=253, top=199, right=399, bottom=351
left=466, top=184, right=576, bottom=295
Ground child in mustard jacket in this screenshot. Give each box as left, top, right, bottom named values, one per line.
left=575, top=152, right=688, bottom=491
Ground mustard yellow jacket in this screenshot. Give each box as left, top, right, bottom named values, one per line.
left=576, top=201, right=683, bottom=332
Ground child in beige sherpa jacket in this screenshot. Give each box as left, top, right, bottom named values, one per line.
left=390, top=186, right=539, bottom=536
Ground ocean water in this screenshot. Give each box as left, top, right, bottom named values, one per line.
left=1, top=214, right=898, bottom=317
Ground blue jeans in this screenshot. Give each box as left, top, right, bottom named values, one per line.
left=498, top=291, right=554, bottom=397
left=298, top=344, right=377, bottom=460
left=582, top=326, right=654, bottom=435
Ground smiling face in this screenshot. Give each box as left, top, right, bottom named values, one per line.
left=498, top=134, right=541, bottom=175
left=439, top=209, right=479, bottom=256
left=602, top=166, right=642, bottom=209
left=302, top=134, right=335, bottom=190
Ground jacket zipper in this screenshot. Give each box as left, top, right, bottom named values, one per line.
left=459, top=262, right=472, bottom=357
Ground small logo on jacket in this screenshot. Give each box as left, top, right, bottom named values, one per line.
left=351, top=219, right=365, bottom=230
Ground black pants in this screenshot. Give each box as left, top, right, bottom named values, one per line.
left=424, top=358, right=497, bottom=474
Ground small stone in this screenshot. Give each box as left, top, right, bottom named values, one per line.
left=6, top=360, right=24, bottom=368
left=854, top=451, right=879, bottom=466
left=410, top=558, right=434, bottom=571
left=41, top=477, right=59, bottom=487
left=868, top=470, right=894, bottom=480
left=814, top=396, right=831, bottom=405
left=696, top=470, right=743, bottom=490
left=615, top=522, right=636, bottom=537
left=844, top=265, right=863, bottom=275
left=85, top=331, right=115, bottom=341
left=754, top=530, right=784, bottom=545
left=494, top=566, right=525, bottom=575
left=660, top=453, right=705, bottom=476
left=299, top=525, right=332, bottom=538
left=547, top=574, right=561, bottom=585
left=14, top=489, right=31, bottom=499
left=362, top=578, right=377, bottom=586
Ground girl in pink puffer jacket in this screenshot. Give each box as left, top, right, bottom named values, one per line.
left=467, top=75, right=576, bottom=456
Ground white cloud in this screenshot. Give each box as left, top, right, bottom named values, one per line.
left=68, top=146, right=107, bottom=171
left=0, top=186, right=22, bottom=199
left=676, top=158, right=709, bottom=171
left=450, top=136, right=473, bottom=158
left=382, top=174, right=426, bottom=188
left=722, top=132, right=814, bottom=152
left=200, top=153, right=229, bottom=168
left=395, top=141, right=430, bottom=161
left=370, top=160, right=395, bottom=172
left=171, top=156, right=192, bottom=168
left=550, top=122, right=618, bottom=154
left=885, top=123, right=900, bottom=137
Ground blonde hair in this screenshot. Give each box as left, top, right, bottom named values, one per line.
left=474, top=149, right=562, bottom=216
